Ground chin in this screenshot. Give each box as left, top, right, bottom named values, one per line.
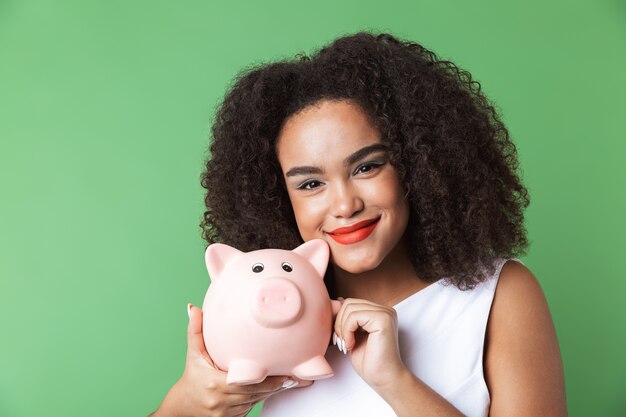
left=333, top=255, right=382, bottom=274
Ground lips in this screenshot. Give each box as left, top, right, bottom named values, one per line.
left=328, top=217, right=380, bottom=245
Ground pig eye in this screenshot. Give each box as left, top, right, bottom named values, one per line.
left=281, top=262, right=293, bottom=272
left=252, top=263, right=264, bottom=273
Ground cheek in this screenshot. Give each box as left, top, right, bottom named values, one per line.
left=367, top=172, right=407, bottom=210
left=288, top=195, right=325, bottom=238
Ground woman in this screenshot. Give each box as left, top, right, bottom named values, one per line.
left=149, top=32, right=566, bottom=417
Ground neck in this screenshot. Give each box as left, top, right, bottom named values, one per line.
left=331, top=238, right=430, bottom=307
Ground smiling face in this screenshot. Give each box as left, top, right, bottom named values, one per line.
left=275, top=99, right=410, bottom=274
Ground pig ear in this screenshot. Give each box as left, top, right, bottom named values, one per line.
left=205, top=243, right=243, bottom=281
left=292, top=239, right=329, bottom=278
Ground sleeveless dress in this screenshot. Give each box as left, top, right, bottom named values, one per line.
left=260, top=258, right=521, bottom=417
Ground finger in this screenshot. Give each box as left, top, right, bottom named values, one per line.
left=334, top=299, right=361, bottom=353
left=331, top=299, right=343, bottom=316
left=334, top=298, right=352, bottom=343
left=292, top=378, right=314, bottom=389
left=216, top=391, right=270, bottom=408
left=223, top=375, right=298, bottom=395
left=334, top=298, right=377, bottom=331
left=334, top=301, right=388, bottom=339
left=226, top=402, right=256, bottom=417
left=233, top=378, right=314, bottom=405
left=339, top=309, right=397, bottom=351
left=186, top=303, right=216, bottom=367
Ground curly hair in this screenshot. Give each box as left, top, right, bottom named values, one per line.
left=200, top=31, right=530, bottom=290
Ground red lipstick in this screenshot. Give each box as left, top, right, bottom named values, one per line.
left=328, top=217, right=380, bottom=245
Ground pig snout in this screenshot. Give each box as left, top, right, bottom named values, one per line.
left=252, top=277, right=303, bottom=328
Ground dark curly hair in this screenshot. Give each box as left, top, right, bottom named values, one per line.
left=200, top=31, right=530, bottom=291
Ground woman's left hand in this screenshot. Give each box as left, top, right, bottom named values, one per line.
left=333, top=298, right=407, bottom=393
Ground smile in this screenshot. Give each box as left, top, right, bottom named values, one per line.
left=327, top=217, right=381, bottom=245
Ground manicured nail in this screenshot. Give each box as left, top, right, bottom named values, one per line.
left=282, top=379, right=298, bottom=389
left=187, top=303, right=192, bottom=319
left=341, top=339, right=347, bottom=354
left=332, top=332, right=337, bottom=346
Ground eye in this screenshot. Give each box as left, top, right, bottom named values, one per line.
left=354, top=161, right=385, bottom=175
left=296, top=179, right=323, bottom=190
left=252, top=263, right=264, bottom=273
left=281, top=262, right=293, bottom=272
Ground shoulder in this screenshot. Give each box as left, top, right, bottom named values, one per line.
left=492, top=259, right=545, bottom=309
left=489, top=260, right=558, bottom=340
left=483, top=259, right=567, bottom=416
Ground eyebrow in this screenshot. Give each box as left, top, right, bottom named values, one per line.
left=285, top=143, right=388, bottom=178
left=345, top=143, right=388, bottom=166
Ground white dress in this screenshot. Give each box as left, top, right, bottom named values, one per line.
left=260, top=258, right=521, bottom=417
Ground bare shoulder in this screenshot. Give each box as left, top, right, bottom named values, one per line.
left=484, top=260, right=567, bottom=417
left=491, top=260, right=549, bottom=321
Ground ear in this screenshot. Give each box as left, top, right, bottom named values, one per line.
left=205, top=243, right=243, bottom=281
left=292, top=239, right=329, bottom=279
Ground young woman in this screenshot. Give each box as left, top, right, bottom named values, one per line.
left=149, top=32, right=567, bottom=417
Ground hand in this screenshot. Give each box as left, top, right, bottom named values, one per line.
left=333, top=298, right=406, bottom=393
left=152, top=304, right=312, bottom=417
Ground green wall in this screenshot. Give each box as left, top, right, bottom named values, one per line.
left=1, top=1, right=624, bottom=416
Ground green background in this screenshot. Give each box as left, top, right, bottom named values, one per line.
left=1, top=1, right=624, bottom=416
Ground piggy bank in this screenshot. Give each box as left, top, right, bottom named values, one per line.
left=201, top=239, right=340, bottom=385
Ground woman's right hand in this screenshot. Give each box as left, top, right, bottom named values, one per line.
left=151, top=304, right=311, bottom=417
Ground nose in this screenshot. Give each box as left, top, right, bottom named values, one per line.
left=252, top=277, right=303, bottom=328
left=329, top=181, right=364, bottom=218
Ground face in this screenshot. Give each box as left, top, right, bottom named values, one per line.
left=275, top=99, right=410, bottom=274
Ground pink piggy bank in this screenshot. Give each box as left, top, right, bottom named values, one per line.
left=202, top=239, right=341, bottom=385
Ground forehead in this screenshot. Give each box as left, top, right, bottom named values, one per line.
left=276, top=100, right=382, bottom=166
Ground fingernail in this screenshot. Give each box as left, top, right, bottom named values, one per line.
left=187, top=303, right=192, bottom=319
left=282, top=379, right=298, bottom=389
left=341, top=338, right=347, bottom=354
left=332, top=332, right=337, bottom=346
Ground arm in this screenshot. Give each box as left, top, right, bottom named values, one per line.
left=484, top=260, right=567, bottom=416
left=333, top=300, right=464, bottom=417
left=376, top=369, right=464, bottom=417
left=333, top=261, right=567, bottom=417
left=148, top=304, right=309, bottom=417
